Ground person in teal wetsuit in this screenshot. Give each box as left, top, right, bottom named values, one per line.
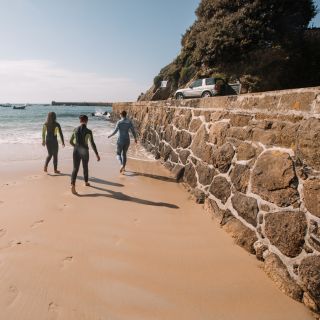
left=108, top=110, right=137, bottom=173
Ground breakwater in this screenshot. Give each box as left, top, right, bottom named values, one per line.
left=112, top=87, right=320, bottom=318
left=51, top=101, right=112, bottom=107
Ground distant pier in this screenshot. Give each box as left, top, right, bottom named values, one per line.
left=51, top=101, right=112, bottom=107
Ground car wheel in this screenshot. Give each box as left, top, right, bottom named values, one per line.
left=201, top=91, right=212, bottom=98
left=176, top=93, right=184, bottom=100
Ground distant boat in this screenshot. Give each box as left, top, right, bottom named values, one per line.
left=13, top=105, right=26, bottom=110
left=91, top=111, right=111, bottom=120
left=0, top=103, right=12, bottom=108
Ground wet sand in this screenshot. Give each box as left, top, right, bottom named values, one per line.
left=0, top=146, right=313, bottom=320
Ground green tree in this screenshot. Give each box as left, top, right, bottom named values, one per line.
left=145, top=0, right=318, bottom=99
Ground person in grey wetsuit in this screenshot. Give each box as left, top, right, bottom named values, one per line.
left=108, top=110, right=137, bottom=173
left=70, top=115, right=100, bottom=194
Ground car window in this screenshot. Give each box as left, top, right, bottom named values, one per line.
left=191, top=79, right=203, bottom=88
left=205, top=78, right=215, bottom=85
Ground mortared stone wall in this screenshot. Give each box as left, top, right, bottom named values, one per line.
left=112, top=87, right=320, bottom=318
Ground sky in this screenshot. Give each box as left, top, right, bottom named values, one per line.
left=0, top=0, right=199, bottom=103
left=0, top=0, right=319, bottom=103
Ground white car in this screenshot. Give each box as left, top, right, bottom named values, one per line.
left=175, top=78, right=240, bottom=100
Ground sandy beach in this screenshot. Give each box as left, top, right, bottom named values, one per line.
left=0, top=141, right=313, bottom=320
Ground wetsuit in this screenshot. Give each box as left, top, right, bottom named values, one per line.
left=42, top=122, right=64, bottom=171
left=109, top=117, right=137, bottom=167
left=70, top=124, right=99, bottom=185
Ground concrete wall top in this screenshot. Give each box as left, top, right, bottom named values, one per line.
left=114, top=86, right=320, bottom=118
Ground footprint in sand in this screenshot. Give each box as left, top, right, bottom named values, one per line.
left=0, top=228, right=6, bottom=238
left=113, top=236, right=124, bottom=246
left=31, top=220, right=44, bottom=229
left=27, top=175, right=40, bottom=181
left=0, top=285, right=19, bottom=307
left=7, top=240, right=31, bottom=248
left=48, top=302, right=60, bottom=320
left=0, top=200, right=4, bottom=205
left=133, top=218, right=140, bottom=226
left=58, top=204, right=69, bottom=213
left=61, top=256, right=73, bottom=269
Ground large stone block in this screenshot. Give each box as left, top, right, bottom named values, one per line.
left=212, top=143, right=235, bottom=173
left=296, top=118, right=320, bottom=171
left=209, top=176, right=231, bottom=204
left=179, top=150, right=191, bottom=165
left=264, top=211, right=307, bottom=258
left=231, top=193, right=259, bottom=227
left=251, top=151, right=299, bottom=207
left=208, top=122, right=230, bottom=146
left=229, top=114, right=252, bottom=127
left=164, top=125, right=174, bottom=143
left=161, top=144, right=173, bottom=161
left=252, top=128, right=277, bottom=145
left=204, top=198, right=233, bottom=225
left=237, top=142, right=257, bottom=160
left=227, top=127, right=249, bottom=141
left=184, top=163, right=197, bottom=188
left=230, top=164, right=250, bottom=193
left=304, top=179, right=320, bottom=218
left=172, top=109, right=192, bottom=130
left=189, top=118, right=203, bottom=133
left=299, top=256, right=320, bottom=310
left=196, top=162, right=217, bottom=186
left=264, top=253, right=303, bottom=301
left=171, top=130, right=192, bottom=149
left=191, top=126, right=214, bottom=164
left=278, top=123, right=299, bottom=148
left=223, top=217, right=257, bottom=254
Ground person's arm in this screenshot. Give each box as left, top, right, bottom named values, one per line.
left=108, top=122, right=119, bottom=138
left=70, top=130, right=75, bottom=147
left=90, top=133, right=100, bottom=161
left=130, top=121, right=138, bottom=143
left=57, top=123, right=65, bottom=146
left=42, top=125, right=47, bottom=146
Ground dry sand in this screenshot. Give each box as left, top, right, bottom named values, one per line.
left=0, top=148, right=313, bottom=320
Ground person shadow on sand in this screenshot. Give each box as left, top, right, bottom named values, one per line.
left=78, top=185, right=179, bottom=209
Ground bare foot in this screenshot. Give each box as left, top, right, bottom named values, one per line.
left=54, top=170, right=61, bottom=174
left=71, top=185, right=77, bottom=195
left=120, top=166, right=125, bottom=174
left=85, top=182, right=91, bottom=187
left=44, top=167, right=48, bottom=173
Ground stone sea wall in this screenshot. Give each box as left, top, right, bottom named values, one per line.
left=112, top=87, right=320, bottom=317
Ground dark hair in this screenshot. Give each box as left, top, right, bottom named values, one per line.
left=79, top=115, right=88, bottom=122
left=45, top=112, right=57, bottom=132
left=121, top=110, right=127, bottom=118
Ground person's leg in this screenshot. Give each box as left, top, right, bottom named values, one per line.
left=116, top=142, right=123, bottom=166
left=53, top=141, right=59, bottom=173
left=122, top=142, right=130, bottom=170
left=44, top=141, right=53, bottom=172
left=82, top=150, right=90, bottom=185
left=71, top=148, right=81, bottom=186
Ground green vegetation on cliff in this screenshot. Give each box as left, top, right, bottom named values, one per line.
left=141, top=0, right=320, bottom=101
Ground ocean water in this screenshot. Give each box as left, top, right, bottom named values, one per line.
left=0, top=104, right=152, bottom=163
left=0, top=104, right=113, bottom=145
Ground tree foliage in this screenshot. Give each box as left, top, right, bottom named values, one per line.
left=143, top=0, right=319, bottom=100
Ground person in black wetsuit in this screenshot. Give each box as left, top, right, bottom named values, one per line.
left=42, top=112, right=65, bottom=173
left=70, top=115, right=100, bottom=194
left=108, top=110, right=137, bottom=173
